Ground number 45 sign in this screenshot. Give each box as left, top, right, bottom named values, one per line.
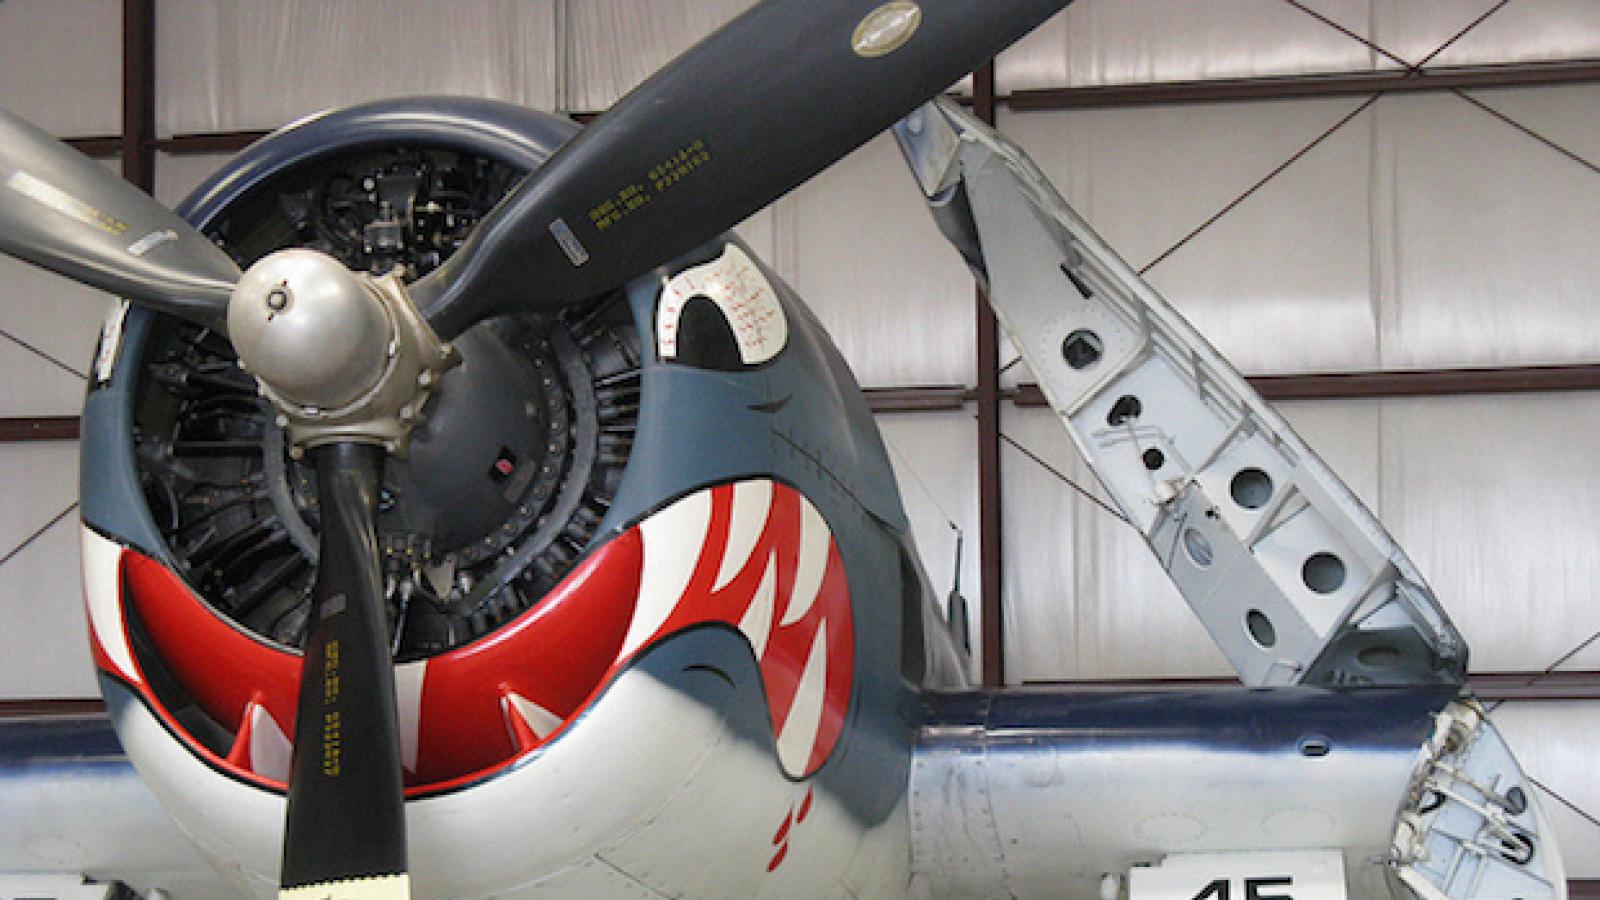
left=1128, top=850, right=1348, bottom=900
left=1188, top=877, right=1295, bottom=900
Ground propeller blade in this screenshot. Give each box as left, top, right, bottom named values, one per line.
left=414, top=0, right=1069, bottom=337
left=0, top=106, right=238, bottom=329
left=280, top=442, right=409, bottom=899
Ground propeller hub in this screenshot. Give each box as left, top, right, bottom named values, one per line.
left=228, top=248, right=459, bottom=455
left=229, top=249, right=391, bottom=411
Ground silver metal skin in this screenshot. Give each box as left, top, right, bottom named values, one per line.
left=227, top=249, right=459, bottom=455
left=910, top=712, right=1418, bottom=898
left=0, top=105, right=238, bottom=331
left=893, top=99, right=1562, bottom=900
left=893, top=99, right=1465, bottom=691
left=1393, top=700, right=1567, bottom=898
left=908, top=696, right=1564, bottom=899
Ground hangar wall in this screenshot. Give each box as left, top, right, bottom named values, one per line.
left=1, top=0, right=1597, bottom=877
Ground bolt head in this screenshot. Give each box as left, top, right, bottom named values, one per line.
left=265, top=284, right=291, bottom=312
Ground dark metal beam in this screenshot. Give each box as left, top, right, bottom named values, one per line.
left=1473, top=670, right=1600, bottom=703
left=865, top=364, right=1600, bottom=414
left=15, top=364, right=1594, bottom=445
left=1019, top=671, right=1600, bottom=703
left=60, top=58, right=1600, bottom=163
left=154, top=130, right=270, bottom=156
left=0, top=699, right=107, bottom=719
left=1005, top=57, right=1600, bottom=112
left=972, top=61, right=1006, bottom=690
left=1246, top=363, right=1600, bottom=400
left=1013, top=363, right=1600, bottom=406
left=0, top=417, right=81, bottom=442
left=120, top=0, right=156, bottom=191
left=864, top=386, right=969, bottom=414
left=64, top=136, right=123, bottom=159
left=1015, top=672, right=1598, bottom=702
left=59, top=56, right=1600, bottom=161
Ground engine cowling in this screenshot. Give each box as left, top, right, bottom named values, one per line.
left=77, top=96, right=956, bottom=898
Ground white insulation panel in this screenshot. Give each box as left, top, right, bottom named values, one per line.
left=998, top=0, right=1600, bottom=94
left=998, top=0, right=1381, bottom=94
left=1373, top=0, right=1600, bottom=69
left=775, top=133, right=977, bottom=388
left=1374, top=89, right=1600, bottom=369
left=1005, top=389, right=1600, bottom=682
left=999, top=98, right=1381, bottom=376
left=0, top=442, right=96, bottom=699
left=153, top=0, right=560, bottom=136
left=152, top=151, right=233, bottom=208
left=563, top=0, right=755, bottom=112
left=1000, top=83, right=1600, bottom=374
left=0, top=257, right=110, bottom=417
left=1379, top=393, right=1600, bottom=675
left=0, top=0, right=122, bottom=136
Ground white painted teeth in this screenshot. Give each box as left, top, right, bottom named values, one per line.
left=617, top=479, right=846, bottom=777
left=714, top=479, right=773, bottom=591
left=737, top=551, right=779, bottom=659
left=780, top=500, right=829, bottom=628
left=775, top=623, right=829, bottom=775
left=502, top=691, right=563, bottom=744
left=619, top=488, right=713, bottom=662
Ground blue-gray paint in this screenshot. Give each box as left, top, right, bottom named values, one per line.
left=80, top=97, right=579, bottom=557
left=73, top=94, right=935, bottom=839
left=176, top=97, right=577, bottom=222
left=921, top=685, right=1457, bottom=754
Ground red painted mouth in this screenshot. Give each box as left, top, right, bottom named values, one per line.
left=104, top=479, right=854, bottom=795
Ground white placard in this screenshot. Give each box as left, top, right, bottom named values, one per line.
left=1129, top=849, right=1347, bottom=900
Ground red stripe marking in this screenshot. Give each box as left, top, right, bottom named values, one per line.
left=766, top=842, right=789, bottom=873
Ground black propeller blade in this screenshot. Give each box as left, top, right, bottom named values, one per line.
left=0, top=106, right=239, bottom=330
left=280, top=442, right=409, bottom=898
left=413, top=0, right=1070, bottom=338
